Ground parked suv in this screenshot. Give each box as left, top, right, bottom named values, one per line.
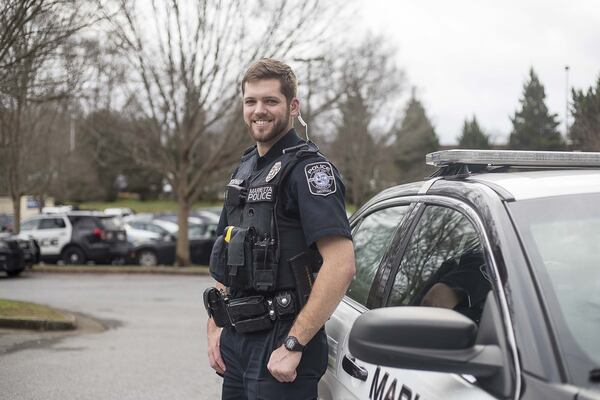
left=320, top=150, right=600, bottom=400
left=19, top=212, right=130, bottom=264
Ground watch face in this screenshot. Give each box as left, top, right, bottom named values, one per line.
left=285, top=338, right=296, bottom=349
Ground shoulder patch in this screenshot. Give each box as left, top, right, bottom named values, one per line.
left=304, top=161, right=337, bottom=196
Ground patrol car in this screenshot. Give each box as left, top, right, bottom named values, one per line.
left=18, top=211, right=130, bottom=264
left=319, top=150, right=600, bottom=400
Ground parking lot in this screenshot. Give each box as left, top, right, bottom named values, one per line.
left=0, top=273, right=222, bottom=399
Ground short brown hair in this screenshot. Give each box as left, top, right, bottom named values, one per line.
left=241, top=58, right=298, bottom=103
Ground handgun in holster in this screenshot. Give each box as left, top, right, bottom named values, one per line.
left=203, top=287, right=230, bottom=328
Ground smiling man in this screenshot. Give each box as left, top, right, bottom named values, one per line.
left=205, top=58, right=355, bottom=400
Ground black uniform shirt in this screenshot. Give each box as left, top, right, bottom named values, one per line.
left=217, top=129, right=352, bottom=248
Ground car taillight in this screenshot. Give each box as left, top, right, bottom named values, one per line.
left=92, top=228, right=106, bottom=240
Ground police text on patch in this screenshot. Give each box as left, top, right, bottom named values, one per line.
left=246, top=185, right=275, bottom=203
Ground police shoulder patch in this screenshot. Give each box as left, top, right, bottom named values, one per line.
left=304, top=161, right=337, bottom=196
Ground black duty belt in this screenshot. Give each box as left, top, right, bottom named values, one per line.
left=204, top=288, right=297, bottom=334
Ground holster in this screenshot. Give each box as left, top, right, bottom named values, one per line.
left=203, top=287, right=230, bottom=328
left=289, top=251, right=321, bottom=309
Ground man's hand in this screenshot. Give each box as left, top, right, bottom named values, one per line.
left=207, top=317, right=226, bottom=375
left=267, top=344, right=302, bottom=382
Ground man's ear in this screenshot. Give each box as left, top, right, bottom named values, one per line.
left=289, top=97, right=300, bottom=118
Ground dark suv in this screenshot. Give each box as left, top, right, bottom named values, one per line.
left=19, top=212, right=131, bottom=264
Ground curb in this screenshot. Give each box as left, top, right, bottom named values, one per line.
left=29, top=265, right=210, bottom=275
left=0, top=314, right=77, bottom=331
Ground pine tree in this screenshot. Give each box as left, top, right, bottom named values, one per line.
left=457, top=116, right=490, bottom=149
left=331, top=89, right=375, bottom=206
left=570, top=76, right=600, bottom=151
left=394, top=92, right=439, bottom=183
left=509, top=68, right=564, bottom=150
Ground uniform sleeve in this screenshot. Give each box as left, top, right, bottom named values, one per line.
left=285, top=156, right=352, bottom=247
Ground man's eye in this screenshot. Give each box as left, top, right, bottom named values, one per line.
left=267, top=100, right=278, bottom=105
left=244, top=100, right=255, bottom=105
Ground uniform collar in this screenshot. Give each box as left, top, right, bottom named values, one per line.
left=256, top=129, right=304, bottom=169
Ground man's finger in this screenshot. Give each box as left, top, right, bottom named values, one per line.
left=214, top=349, right=226, bottom=372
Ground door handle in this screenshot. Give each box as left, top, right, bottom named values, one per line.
left=342, top=354, right=368, bottom=381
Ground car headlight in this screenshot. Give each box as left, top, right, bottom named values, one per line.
left=0, top=241, right=8, bottom=249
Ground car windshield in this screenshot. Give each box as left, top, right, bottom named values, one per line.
left=509, top=193, right=600, bottom=383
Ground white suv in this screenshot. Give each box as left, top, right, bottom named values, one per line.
left=19, top=212, right=130, bottom=264
left=320, top=150, right=600, bottom=400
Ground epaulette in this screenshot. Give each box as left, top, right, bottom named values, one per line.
left=282, top=140, right=320, bottom=158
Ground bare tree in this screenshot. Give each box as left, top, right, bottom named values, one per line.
left=99, top=0, right=346, bottom=265
left=329, top=35, right=405, bottom=206
left=0, top=1, right=92, bottom=232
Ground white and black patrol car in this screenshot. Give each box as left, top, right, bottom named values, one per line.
left=319, top=150, right=600, bottom=400
left=18, top=211, right=130, bottom=264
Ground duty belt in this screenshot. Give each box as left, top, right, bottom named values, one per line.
left=204, top=288, right=297, bottom=334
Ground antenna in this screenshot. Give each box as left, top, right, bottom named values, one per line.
left=298, top=113, right=309, bottom=141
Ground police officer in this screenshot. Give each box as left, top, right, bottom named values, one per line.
left=205, top=58, right=355, bottom=399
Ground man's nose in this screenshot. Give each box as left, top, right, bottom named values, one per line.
left=254, top=101, right=267, bottom=115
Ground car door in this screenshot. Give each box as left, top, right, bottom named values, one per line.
left=320, top=201, right=414, bottom=400
left=341, top=202, right=500, bottom=400
left=29, top=217, right=69, bottom=256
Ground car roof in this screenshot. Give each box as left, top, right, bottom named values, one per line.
left=466, top=169, right=600, bottom=200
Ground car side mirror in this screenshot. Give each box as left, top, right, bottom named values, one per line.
left=348, top=292, right=513, bottom=398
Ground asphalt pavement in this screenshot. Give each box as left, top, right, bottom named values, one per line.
left=0, top=272, right=222, bottom=399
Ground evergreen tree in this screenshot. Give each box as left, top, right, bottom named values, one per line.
left=457, top=116, right=490, bottom=149
left=394, top=92, right=439, bottom=183
left=570, top=76, right=600, bottom=151
left=508, top=68, right=564, bottom=150
left=331, top=89, right=375, bottom=206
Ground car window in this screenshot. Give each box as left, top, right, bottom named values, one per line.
left=146, top=223, right=167, bottom=235
left=346, top=205, right=411, bottom=306
left=509, top=193, right=600, bottom=373
left=74, top=217, right=98, bottom=230
left=388, top=205, right=491, bottom=324
left=38, top=218, right=66, bottom=230
left=100, top=216, right=122, bottom=230
left=21, top=219, right=39, bottom=231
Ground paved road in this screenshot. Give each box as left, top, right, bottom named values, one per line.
left=0, top=272, right=222, bottom=400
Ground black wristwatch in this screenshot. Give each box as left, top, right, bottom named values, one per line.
left=284, top=336, right=305, bottom=352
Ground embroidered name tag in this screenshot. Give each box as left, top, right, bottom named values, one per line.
left=305, top=162, right=336, bottom=196
left=228, top=178, right=244, bottom=186
left=247, top=185, right=275, bottom=203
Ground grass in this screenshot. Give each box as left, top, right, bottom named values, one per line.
left=0, top=299, right=71, bottom=322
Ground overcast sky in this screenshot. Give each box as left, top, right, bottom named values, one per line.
left=359, top=0, right=600, bottom=145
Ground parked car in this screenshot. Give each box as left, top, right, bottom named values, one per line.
left=0, top=236, right=26, bottom=277
left=18, top=211, right=131, bottom=264
left=320, top=150, right=600, bottom=400
left=125, top=215, right=217, bottom=266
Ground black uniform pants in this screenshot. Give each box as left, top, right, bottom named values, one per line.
left=219, top=320, right=328, bottom=400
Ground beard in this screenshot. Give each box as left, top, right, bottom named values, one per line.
left=246, top=110, right=290, bottom=144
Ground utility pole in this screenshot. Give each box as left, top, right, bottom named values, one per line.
left=565, top=65, right=570, bottom=139
left=293, top=57, right=325, bottom=124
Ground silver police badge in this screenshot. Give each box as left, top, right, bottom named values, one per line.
left=305, top=161, right=336, bottom=196
left=265, top=161, right=282, bottom=182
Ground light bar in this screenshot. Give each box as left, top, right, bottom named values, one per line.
left=426, top=149, right=600, bottom=167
